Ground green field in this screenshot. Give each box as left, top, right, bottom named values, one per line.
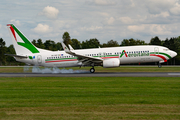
left=0, top=66, right=180, bottom=73
left=0, top=77, right=179, bottom=120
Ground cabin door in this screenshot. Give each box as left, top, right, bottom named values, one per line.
left=37, top=55, right=42, bottom=65
left=154, top=47, right=159, bottom=55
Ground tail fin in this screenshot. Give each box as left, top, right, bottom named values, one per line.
left=7, top=24, right=39, bottom=55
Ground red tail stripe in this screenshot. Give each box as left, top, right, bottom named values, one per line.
left=8, top=25, right=17, bottom=42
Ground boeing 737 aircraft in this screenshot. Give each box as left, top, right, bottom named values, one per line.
left=6, top=24, right=177, bottom=73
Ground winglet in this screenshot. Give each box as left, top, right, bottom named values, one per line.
left=68, top=44, right=74, bottom=50
left=61, top=42, right=71, bottom=53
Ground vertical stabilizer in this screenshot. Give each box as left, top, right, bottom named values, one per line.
left=7, top=24, right=39, bottom=55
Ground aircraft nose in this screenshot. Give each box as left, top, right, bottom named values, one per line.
left=171, top=51, right=177, bottom=58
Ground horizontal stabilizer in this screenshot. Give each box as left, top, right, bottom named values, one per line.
left=5, top=54, right=28, bottom=58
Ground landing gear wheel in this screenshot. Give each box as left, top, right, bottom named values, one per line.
left=90, top=68, right=95, bottom=73
left=158, top=63, right=162, bottom=68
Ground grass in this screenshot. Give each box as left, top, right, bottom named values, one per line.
left=0, top=77, right=179, bottom=120
left=0, top=66, right=180, bottom=73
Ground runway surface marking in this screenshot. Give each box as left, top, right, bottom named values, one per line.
left=168, top=73, right=180, bottom=76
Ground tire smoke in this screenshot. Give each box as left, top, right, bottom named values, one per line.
left=24, top=66, right=89, bottom=73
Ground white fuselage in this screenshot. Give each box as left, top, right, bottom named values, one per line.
left=15, top=45, right=177, bottom=68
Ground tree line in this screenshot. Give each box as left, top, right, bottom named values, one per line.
left=0, top=32, right=180, bottom=65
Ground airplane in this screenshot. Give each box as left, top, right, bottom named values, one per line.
left=6, top=24, right=177, bottom=73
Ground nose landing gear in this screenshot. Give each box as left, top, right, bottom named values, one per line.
left=158, top=62, right=162, bottom=68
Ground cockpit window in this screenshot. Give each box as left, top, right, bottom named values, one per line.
left=163, top=49, right=169, bottom=51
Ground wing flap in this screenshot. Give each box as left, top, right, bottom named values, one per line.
left=61, top=43, right=103, bottom=65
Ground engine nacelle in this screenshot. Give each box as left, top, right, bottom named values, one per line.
left=103, top=58, right=120, bottom=68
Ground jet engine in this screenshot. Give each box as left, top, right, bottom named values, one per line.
left=103, top=58, right=120, bottom=68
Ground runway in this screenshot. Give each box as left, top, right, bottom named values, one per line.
left=0, top=72, right=180, bottom=77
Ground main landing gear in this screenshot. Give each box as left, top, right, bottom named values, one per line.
left=90, top=67, right=95, bottom=73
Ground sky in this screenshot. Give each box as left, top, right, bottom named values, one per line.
left=1, top=0, right=180, bottom=46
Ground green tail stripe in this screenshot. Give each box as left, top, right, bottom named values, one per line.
left=17, top=42, right=39, bottom=53
left=11, top=24, right=39, bottom=53
left=11, top=25, right=31, bottom=44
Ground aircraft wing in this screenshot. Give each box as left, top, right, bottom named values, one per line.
left=61, top=43, right=103, bottom=65
left=5, top=54, right=28, bottom=58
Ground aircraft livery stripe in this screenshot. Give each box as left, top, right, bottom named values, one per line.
left=46, top=59, right=78, bottom=63
left=101, top=56, right=119, bottom=59
left=45, top=56, right=119, bottom=63
left=8, top=24, right=17, bottom=41
left=11, top=24, right=32, bottom=44
left=150, top=52, right=171, bottom=59
left=46, top=55, right=119, bottom=61
left=10, top=24, right=39, bottom=53
left=150, top=54, right=167, bottom=62
left=46, top=57, right=78, bottom=61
